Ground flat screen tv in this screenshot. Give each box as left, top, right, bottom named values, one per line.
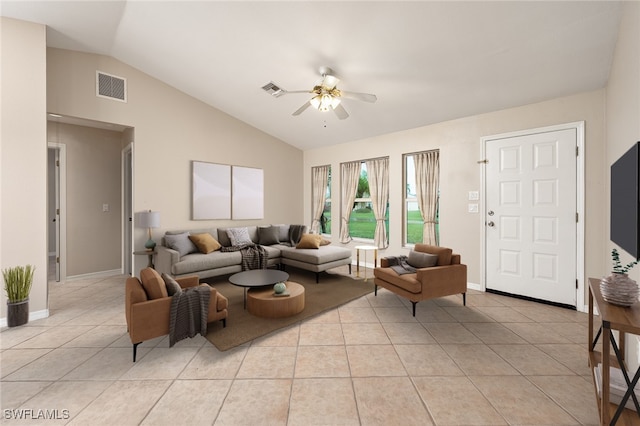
left=611, top=141, right=640, bottom=260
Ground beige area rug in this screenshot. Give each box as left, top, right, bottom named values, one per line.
left=202, top=267, right=373, bottom=351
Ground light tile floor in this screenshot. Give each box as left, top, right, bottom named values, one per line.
left=0, top=267, right=600, bottom=425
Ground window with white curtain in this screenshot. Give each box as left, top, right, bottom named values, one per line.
left=404, top=151, right=439, bottom=246
left=322, top=167, right=331, bottom=234
left=349, top=161, right=388, bottom=241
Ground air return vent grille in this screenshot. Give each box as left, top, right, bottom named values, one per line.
left=261, top=81, right=285, bottom=97
left=96, top=71, right=127, bottom=102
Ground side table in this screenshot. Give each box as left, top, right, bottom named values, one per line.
left=134, top=250, right=156, bottom=269
left=355, top=245, right=378, bottom=281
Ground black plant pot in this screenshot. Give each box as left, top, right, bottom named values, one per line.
left=7, top=299, right=29, bottom=327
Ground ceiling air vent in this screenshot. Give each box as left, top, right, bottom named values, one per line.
left=96, top=71, right=127, bottom=102
left=261, top=81, right=285, bottom=98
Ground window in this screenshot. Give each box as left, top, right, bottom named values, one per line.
left=321, top=167, right=331, bottom=234
left=349, top=162, right=389, bottom=240
left=404, top=152, right=439, bottom=245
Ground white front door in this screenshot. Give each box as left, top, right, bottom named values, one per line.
left=485, top=128, right=577, bottom=307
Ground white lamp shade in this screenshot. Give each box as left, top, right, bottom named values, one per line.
left=136, top=211, right=160, bottom=228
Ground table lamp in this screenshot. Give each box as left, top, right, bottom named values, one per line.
left=136, top=210, right=160, bottom=251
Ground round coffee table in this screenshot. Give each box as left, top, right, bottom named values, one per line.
left=229, top=269, right=289, bottom=309
left=247, top=281, right=305, bottom=318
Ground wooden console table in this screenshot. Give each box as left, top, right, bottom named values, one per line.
left=588, top=277, right=640, bottom=425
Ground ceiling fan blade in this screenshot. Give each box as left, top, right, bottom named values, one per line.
left=281, top=90, right=312, bottom=96
left=292, top=100, right=312, bottom=116
left=340, top=91, right=377, bottom=103
left=333, top=103, right=349, bottom=120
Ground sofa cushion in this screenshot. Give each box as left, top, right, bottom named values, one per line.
left=162, top=273, right=182, bottom=296
left=258, top=226, right=280, bottom=245
left=296, top=233, right=322, bottom=249
left=261, top=244, right=282, bottom=259
left=281, top=245, right=351, bottom=265
left=414, top=244, right=453, bottom=266
left=226, top=227, right=252, bottom=246
left=407, top=250, right=438, bottom=268
left=189, top=233, right=221, bottom=254
left=173, top=251, right=242, bottom=276
left=373, top=267, right=422, bottom=294
left=140, top=268, right=169, bottom=299
left=164, top=232, right=198, bottom=257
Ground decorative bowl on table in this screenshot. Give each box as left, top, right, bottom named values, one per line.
left=600, top=273, right=639, bottom=307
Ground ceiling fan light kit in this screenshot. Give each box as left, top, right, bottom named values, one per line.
left=265, top=66, right=377, bottom=120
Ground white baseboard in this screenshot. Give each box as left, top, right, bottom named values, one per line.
left=467, top=282, right=482, bottom=291
left=0, top=309, right=49, bottom=328
left=66, top=269, right=121, bottom=281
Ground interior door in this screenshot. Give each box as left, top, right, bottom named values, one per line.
left=54, top=148, right=61, bottom=282
left=485, top=128, right=577, bottom=307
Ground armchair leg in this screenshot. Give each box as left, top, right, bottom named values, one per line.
left=463, top=292, right=466, bottom=306
left=222, top=318, right=227, bottom=328
left=374, top=284, right=378, bottom=296
left=316, top=272, right=320, bottom=283
left=133, top=342, right=141, bottom=362
left=411, top=301, right=417, bottom=317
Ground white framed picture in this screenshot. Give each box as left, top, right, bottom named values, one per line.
left=192, top=161, right=231, bottom=220
left=232, top=166, right=264, bottom=219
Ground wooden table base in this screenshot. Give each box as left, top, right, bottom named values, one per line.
left=246, top=281, right=305, bottom=318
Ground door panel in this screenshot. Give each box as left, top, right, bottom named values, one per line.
left=486, top=128, right=576, bottom=306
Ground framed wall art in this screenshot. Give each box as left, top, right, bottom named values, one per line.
left=192, top=161, right=231, bottom=220
left=232, top=166, right=264, bottom=219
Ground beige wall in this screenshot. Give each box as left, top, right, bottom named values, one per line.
left=304, top=90, right=606, bottom=300
left=605, top=2, right=640, bottom=369
left=46, top=48, right=303, bottom=275
left=0, top=18, right=48, bottom=320
left=47, top=123, right=123, bottom=276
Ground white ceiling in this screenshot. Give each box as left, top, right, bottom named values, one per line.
left=1, top=1, right=622, bottom=150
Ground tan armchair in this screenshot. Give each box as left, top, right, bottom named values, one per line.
left=373, top=244, right=467, bottom=316
left=125, top=268, right=228, bottom=361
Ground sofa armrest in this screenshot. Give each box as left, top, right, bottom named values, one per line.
left=156, top=245, right=179, bottom=275
left=177, top=275, right=200, bottom=289
left=416, top=264, right=467, bottom=297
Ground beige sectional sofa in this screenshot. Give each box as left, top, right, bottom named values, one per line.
left=155, top=225, right=352, bottom=283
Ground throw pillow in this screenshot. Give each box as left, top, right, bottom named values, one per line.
left=162, top=273, right=182, bottom=296
left=139, top=267, right=169, bottom=299
left=258, top=226, right=280, bottom=246
left=407, top=250, right=438, bottom=268
left=189, top=233, right=221, bottom=254
left=164, top=232, right=198, bottom=257
left=320, top=238, right=331, bottom=246
left=227, top=227, right=253, bottom=246
left=274, top=224, right=290, bottom=242
left=296, top=233, right=322, bottom=249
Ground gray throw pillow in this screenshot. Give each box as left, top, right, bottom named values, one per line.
left=407, top=250, right=438, bottom=268
left=258, top=226, right=280, bottom=245
left=161, top=273, right=182, bottom=296
left=164, top=232, right=198, bottom=257
left=227, top=227, right=253, bottom=246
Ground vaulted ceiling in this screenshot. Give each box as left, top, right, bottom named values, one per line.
left=1, top=1, right=622, bottom=150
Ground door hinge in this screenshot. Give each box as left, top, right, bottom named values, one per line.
left=56, top=257, right=60, bottom=264
left=576, top=212, right=579, bottom=223
left=56, top=208, right=60, bottom=215
left=576, top=279, right=578, bottom=289
left=56, top=160, right=60, bottom=167
left=576, top=146, right=579, bottom=156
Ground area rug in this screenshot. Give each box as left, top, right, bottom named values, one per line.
left=202, top=268, right=373, bottom=351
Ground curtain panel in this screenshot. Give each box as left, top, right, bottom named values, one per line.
left=310, top=165, right=329, bottom=234
left=414, top=150, right=440, bottom=245
left=365, top=157, right=389, bottom=249
left=339, top=161, right=361, bottom=243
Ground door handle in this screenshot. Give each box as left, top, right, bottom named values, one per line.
left=487, top=221, right=495, bottom=227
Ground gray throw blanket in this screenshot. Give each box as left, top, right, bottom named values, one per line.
left=288, top=225, right=305, bottom=246
left=386, top=255, right=417, bottom=275
left=169, top=285, right=210, bottom=347
left=220, top=243, right=267, bottom=270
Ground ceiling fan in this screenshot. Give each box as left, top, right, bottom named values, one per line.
left=277, top=67, right=377, bottom=120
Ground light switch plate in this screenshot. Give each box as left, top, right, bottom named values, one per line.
left=468, top=191, right=479, bottom=201
left=102, top=204, right=110, bottom=212
left=468, top=203, right=478, bottom=213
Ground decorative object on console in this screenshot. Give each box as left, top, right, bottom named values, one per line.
left=136, top=210, right=160, bottom=251
left=600, top=248, right=639, bottom=307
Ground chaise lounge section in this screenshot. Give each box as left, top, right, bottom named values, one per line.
left=155, top=224, right=352, bottom=283
left=373, top=244, right=467, bottom=316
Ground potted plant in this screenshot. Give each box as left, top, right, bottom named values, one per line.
left=3, top=265, right=35, bottom=327
left=600, top=249, right=639, bottom=307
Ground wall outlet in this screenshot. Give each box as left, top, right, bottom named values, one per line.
left=468, top=203, right=479, bottom=213
left=468, top=191, right=479, bottom=201
left=102, top=204, right=110, bottom=212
